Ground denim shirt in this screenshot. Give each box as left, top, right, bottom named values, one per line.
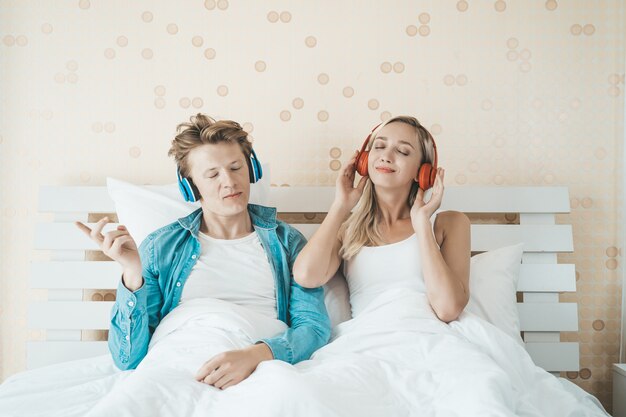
left=109, top=204, right=331, bottom=370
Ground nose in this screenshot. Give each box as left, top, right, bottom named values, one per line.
left=378, top=148, right=392, bottom=163
left=221, top=169, right=237, bottom=189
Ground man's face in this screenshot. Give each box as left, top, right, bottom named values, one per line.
left=186, top=142, right=251, bottom=217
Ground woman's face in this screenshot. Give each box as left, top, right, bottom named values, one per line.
left=367, top=121, right=423, bottom=190
left=187, top=142, right=251, bottom=217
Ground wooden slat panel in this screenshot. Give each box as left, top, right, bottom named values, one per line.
left=517, top=303, right=578, bottom=331
left=29, top=302, right=114, bottom=329
left=270, top=186, right=570, bottom=213
left=26, top=341, right=109, bottom=369
left=293, top=224, right=573, bottom=252
left=518, top=264, right=576, bottom=292
left=524, top=332, right=561, bottom=343
left=525, top=342, right=580, bottom=372
left=31, top=262, right=120, bottom=289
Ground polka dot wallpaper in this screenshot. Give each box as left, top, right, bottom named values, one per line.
left=0, top=0, right=624, bottom=411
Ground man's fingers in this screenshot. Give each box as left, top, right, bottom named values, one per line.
left=102, top=230, right=130, bottom=252
left=89, top=217, right=110, bottom=243
left=196, top=357, right=221, bottom=382
left=203, top=365, right=228, bottom=386
left=220, top=379, right=238, bottom=390
left=109, top=235, right=133, bottom=255
left=213, top=374, right=234, bottom=390
left=75, top=221, right=92, bottom=237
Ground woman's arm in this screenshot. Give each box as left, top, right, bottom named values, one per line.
left=292, top=203, right=347, bottom=288
left=261, top=227, right=332, bottom=363
left=293, top=150, right=367, bottom=288
left=415, top=210, right=471, bottom=323
left=410, top=168, right=471, bottom=323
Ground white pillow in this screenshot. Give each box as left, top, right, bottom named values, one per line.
left=322, top=270, right=352, bottom=329
left=464, top=242, right=525, bottom=345
left=106, top=164, right=270, bottom=246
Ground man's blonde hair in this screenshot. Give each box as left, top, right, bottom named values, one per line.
left=168, top=113, right=252, bottom=177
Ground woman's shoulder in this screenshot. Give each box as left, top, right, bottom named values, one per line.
left=433, top=210, right=470, bottom=246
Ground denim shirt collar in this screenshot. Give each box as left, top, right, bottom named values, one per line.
left=177, top=203, right=278, bottom=237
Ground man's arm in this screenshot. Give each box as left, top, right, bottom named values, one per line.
left=108, top=236, right=163, bottom=370
left=260, top=227, right=332, bottom=364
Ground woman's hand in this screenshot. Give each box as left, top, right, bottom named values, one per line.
left=334, top=150, right=368, bottom=212
left=75, top=217, right=143, bottom=290
left=411, top=167, right=445, bottom=225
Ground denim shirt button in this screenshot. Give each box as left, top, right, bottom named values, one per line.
left=125, top=335, right=130, bottom=341
left=191, top=254, right=197, bottom=259
left=127, top=301, right=134, bottom=307
left=176, top=282, right=181, bottom=287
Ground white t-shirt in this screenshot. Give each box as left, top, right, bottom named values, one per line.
left=180, top=230, right=278, bottom=319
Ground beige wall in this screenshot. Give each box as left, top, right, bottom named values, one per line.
left=0, top=0, right=624, bottom=412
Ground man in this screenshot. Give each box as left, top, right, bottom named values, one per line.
left=77, top=113, right=330, bottom=389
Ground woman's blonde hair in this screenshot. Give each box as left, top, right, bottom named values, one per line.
left=168, top=113, right=252, bottom=177
left=338, top=116, right=437, bottom=260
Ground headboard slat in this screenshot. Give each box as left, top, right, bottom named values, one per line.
left=35, top=223, right=573, bottom=252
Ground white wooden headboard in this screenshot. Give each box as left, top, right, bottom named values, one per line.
left=30, top=185, right=578, bottom=374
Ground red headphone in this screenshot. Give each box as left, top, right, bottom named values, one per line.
left=355, top=121, right=439, bottom=191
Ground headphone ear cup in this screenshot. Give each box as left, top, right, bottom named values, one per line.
left=178, top=179, right=191, bottom=202
left=177, top=168, right=192, bottom=202
left=252, top=157, right=262, bottom=183
left=181, top=177, right=192, bottom=202
left=187, top=179, right=200, bottom=202
left=248, top=149, right=263, bottom=183
left=418, top=163, right=434, bottom=191
left=356, top=151, right=369, bottom=177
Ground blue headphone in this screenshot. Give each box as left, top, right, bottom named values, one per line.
left=177, top=148, right=263, bottom=203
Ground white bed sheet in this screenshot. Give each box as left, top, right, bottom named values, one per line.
left=0, top=290, right=610, bottom=417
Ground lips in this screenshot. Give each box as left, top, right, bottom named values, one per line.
left=224, top=192, right=242, bottom=199
left=375, top=167, right=395, bottom=173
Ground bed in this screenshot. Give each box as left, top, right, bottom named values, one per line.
left=0, top=176, right=610, bottom=416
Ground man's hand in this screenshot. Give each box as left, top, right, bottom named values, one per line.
left=195, top=343, right=274, bottom=390
left=75, top=217, right=143, bottom=291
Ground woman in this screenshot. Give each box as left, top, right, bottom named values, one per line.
left=293, top=115, right=471, bottom=323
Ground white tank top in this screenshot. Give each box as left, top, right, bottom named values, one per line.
left=344, top=215, right=438, bottom=317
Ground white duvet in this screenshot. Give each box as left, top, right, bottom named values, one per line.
left=0, top=288, right=610, bottom=417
